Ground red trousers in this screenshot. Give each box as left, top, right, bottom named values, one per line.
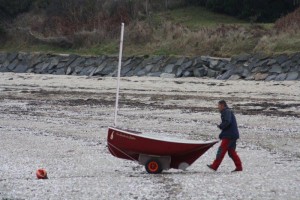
left=211, top=139, right=242, bottom=170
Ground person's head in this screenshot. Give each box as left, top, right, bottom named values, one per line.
left=218, top=100, right=228, bottom=112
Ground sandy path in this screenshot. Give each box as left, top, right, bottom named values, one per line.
left=0, top=73, right=299, bottom=200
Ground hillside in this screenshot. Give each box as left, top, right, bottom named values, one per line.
left=0, top=5, right=299, bottom=57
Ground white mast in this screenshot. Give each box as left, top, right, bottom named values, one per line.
left=114, top=23, right=125, bottom=127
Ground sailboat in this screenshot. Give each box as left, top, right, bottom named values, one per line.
left=107, top=23, right=218, bottom=174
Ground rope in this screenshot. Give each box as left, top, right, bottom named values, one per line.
left=107, top=142, right=139, bottom=162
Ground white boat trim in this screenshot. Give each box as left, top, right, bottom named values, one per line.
left=108, top=127, right=219, bottom=145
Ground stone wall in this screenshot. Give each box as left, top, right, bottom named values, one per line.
left=0, top=52, right=299, bottom=81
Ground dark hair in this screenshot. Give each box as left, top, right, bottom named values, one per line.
left=218, top=100, right=228, bottom=107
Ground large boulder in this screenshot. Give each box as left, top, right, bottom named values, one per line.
left=217, top=69, right=235, bottom=80
left=209, top=60, right=219, bottom=69
left=7, top=52, right=18, bottom=63
left=275, top=73, right=287, bottom=81
left=175, top=67, right=183, bottom=77
left=254, top=73, right=268, bottom=81
left=286, top=72, right=299, bottom=80
left=7, top=59, right=19, bottom=71
left=193, top=67, right=207, bottom=77
left=265, top=74, right=277, bottom=81
left=269, top=65, right=282, bottom=73
left=267, top=59, right=277, bottom=66
left=275, top=54, right=289, bottom=65
left=14, top=62, right=28, bottom=73
left=207, top=69, right=218, bottom=78
left=0, top=53, right=7, bottom=64
left=164, top=64, right=175, bottom=73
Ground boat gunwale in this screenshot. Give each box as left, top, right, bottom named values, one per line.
left=108, top=127, right=219, bottom=145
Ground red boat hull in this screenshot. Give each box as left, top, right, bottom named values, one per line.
left=107, top=127, right=218, bottom=170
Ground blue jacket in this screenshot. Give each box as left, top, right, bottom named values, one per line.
left=218, top=107, right=239, bottom=140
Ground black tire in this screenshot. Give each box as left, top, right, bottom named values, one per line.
left=145, top=159, right=163, bottom=174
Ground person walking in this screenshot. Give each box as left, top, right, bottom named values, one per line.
left=208, top=100, right=243, bottom=172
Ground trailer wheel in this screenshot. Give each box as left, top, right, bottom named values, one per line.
left=145, top=159, right=162, bottom=174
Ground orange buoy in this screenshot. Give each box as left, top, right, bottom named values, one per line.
left=36, top=169, right=48, bottom=179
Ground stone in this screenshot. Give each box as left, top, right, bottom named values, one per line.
left=241, top=69, right=251, bottom=78
left=254, top=73, right=268, bottom=81
left=66, top=66, right=72, bottom=75
left=160, top=73, right=175, bottom=78
left=0, top=53, right=7, bottom=64
left=121, top=64, right=133, bottom=76
left=145, top=64, right=153, bottom=72
left=217, top=69, right=235, bottom=80
left=48, top=57, right=60, bottom=70
left=164, top=64, right=175, bottom=73
left=14, top=62, right=28, bottom=73
left=245, top=75, right=255, bottom=80
left=276, top=54, right=289, bottom=65
left=102, top=61, right=117, bottom=75
left=269, top=65, right=282, bottom=73
left=224, top=63, right=235, bottom=70
left=7, top=52, right=18, bottom=63
left=0, top=64, right=8, bottom=72
left=265, top=74, right=277, bottom=81
left=193, top=67, right=207, bottom=77
left=248, top=61, right=257, bottom=71
left=275, top=73, right=287, bottom=81
left=181, top=61, right=193, bottom=70
left=175, top=57, right=186, bottom=66
left=88, top=67, right=98, bottom=76
left=69, top=57, right=85, bottom=69
left=35, top=63, right=50, bottom=74
left=281, top=60, right=292, bottom=67
left=233, top=53, right=251, bottom=63
left=151, top=56, right=164, bottom=64
left=147, top=72, right=161, bottom=77
left=122, top=58, right=132, bottom=67
left=256, top=59, right=269, bottom=68
left=137, top=70, right=146, bottom=76
left=182, top=71, right=191, bottom=77
left=228, top=75, right=241, bottom=80
left=175, top=67, right=183, bottom=77
left=54, top=67, right=65, bottom=75
left=7, top=59, right=19, bottom=71
left=209, top=60, right=219, bottom=69
left=286, top=72, right=299, bottom=80
left=78, top=66, right=92, bottom=76
left=207, top=69, right=217, bottom=77
left=267, top=59, right=277, bottom=66
left=260, top=67, right=270, bottom=73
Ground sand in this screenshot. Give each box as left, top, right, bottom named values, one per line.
left=0, top=73, right=299, bottom=200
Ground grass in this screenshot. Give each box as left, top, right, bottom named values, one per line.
left=153, top=7, right=246, bottom=30
left=1, top=6, right=298, bottom=57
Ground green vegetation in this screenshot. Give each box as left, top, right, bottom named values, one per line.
left=154, top=6, right=246, bottom=29
left=0, top=1, right=299, bottom=57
